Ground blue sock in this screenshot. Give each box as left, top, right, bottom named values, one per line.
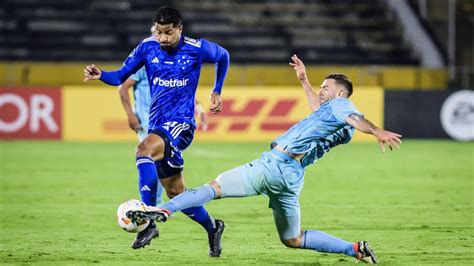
left=160, top=185, right=217, bottom=234
left=136, top=157, right=158, bottom=206
left=300, top=230, right=357, bottom=257
left=182, top=206, right=216, bottom=234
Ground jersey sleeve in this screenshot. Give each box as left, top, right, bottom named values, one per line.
left=100, top=42, right=146, bottom=86
left=199, top=39, right=230, bottom=94
left=331, top=98, right=363, bottom=123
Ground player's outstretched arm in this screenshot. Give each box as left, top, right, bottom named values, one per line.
left=83, top=64, right=102, bottom=82
left=200, top=40, right=229, bottom=114
left=346, top=113, right=402, bottom=152
left=84, top=43, right=145, bottom=85
left=289, top=55, right=319, bottom=112
left=118, top=78, right=141, bottom=132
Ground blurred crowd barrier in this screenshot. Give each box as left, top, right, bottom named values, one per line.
left=0, top=62, right=448, bottom=89
left=0, top=86, right=383, bottom=142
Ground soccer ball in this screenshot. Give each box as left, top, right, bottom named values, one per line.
left=116, top=199, right=150, bottom=233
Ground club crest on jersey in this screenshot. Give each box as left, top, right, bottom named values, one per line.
left=153, top=77, right=189, bottom=87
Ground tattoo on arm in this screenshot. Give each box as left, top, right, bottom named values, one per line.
left=347, top=113, right=378, bottom=134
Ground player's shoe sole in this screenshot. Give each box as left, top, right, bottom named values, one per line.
left=208, top=219, right=225, bottom=257
left=126, top=208, right=168, bottom=223
left=131, top=221, right=159, bottom=249
left=355, top=241, right=378, bottom=264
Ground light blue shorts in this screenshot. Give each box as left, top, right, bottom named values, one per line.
left=215, top=149, right=305, bottom=239
left=136, top=111, right=149, bottom=141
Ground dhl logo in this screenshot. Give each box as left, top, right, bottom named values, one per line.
left=204, top=98, right=300, bottom=132
left=193, top=88, right=311, bottom=141
left=102, top=98, right=303, bottom=137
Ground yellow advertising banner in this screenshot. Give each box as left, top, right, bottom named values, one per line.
left=194, top=86, right=384, bottom=142
left=62, top=86, right=383, bottom=142
left=63, top=86, right=137, bottom=141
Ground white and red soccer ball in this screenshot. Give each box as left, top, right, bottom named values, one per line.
left=116, top=199, right=149, bottom=233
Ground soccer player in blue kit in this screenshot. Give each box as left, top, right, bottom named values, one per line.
left=136, top=55, right=402, bottom=263
left=118, top=26, right=208, bottom=142
left=118, top=65, right=208, bottom=205
left=83, top=6, right=229, bottom=255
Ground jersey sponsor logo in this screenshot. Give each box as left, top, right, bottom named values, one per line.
left=184, top=37, right=201, bottom=48
left=151, top=57, right=159, bottom=63
left=164, top=61, right=174, bottom=65
left=152, top=77, right=189, bottom=87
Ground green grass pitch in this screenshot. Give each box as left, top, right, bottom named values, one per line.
left=0, top=140, right=473, bottom=265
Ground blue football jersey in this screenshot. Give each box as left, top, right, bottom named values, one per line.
left=274, top=97, right=363, bottom=167
left=100, top=35, right=229, bottom=132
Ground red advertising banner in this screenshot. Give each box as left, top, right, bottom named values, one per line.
left=0, top=87, right=62, bottom=139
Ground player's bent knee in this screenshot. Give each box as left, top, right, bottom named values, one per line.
left=135, top=134, right=165, bottom=160
left=281, top=236, right=302, bottom=248
left=135, top=141, right=153, bottom=157
left=208, top=180, right=222, bottom=198
left=166, top=189, right=181, bottom=199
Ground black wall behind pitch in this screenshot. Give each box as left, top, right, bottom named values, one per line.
left=384, top=90, right=453, bottom=139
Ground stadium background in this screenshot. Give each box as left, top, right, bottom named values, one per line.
left=1, top=0, right=473, bottom=264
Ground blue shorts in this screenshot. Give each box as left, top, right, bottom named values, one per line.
left=149, top=120, right=195, bottom=179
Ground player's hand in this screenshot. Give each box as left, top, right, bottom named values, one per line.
left=127, top=114, right=142, bottom=132
left=209, top=92, right=222, bottom=114
left=83, top=64, right=101, bottom=82
left=289, top=54, right=307, bottom=81
left=374, top=129, right=402, bottom=152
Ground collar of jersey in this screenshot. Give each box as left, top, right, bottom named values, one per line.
left=161, top=35, right=185, bottom=54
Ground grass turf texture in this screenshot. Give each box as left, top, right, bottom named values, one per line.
left=0, top=140, right=473, bottom=265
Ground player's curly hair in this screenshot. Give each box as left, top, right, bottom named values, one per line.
left=153, top=6, right=182, bottom=26
left=325, top=73, right=353, bottom=97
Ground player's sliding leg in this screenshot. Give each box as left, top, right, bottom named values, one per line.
left=159, top=173, right=224, bottom=257
left=299, top=231, right=377, bottom=264
left=272, top=210, right=378, bottom=263
left=157, top=166, right=258, bottom=216
left=132, top=134, right=166, bottom=249
left=145, top=166, right=259, bottom=256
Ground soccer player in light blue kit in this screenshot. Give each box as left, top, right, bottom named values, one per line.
left=137, top=55, right=402, bottom=263
left=83, top=6, right=229, bottom=254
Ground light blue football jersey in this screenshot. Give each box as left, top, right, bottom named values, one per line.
left=274, top=97, right=363, bottom=168
left=130, top=67, right=151, bottom=135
